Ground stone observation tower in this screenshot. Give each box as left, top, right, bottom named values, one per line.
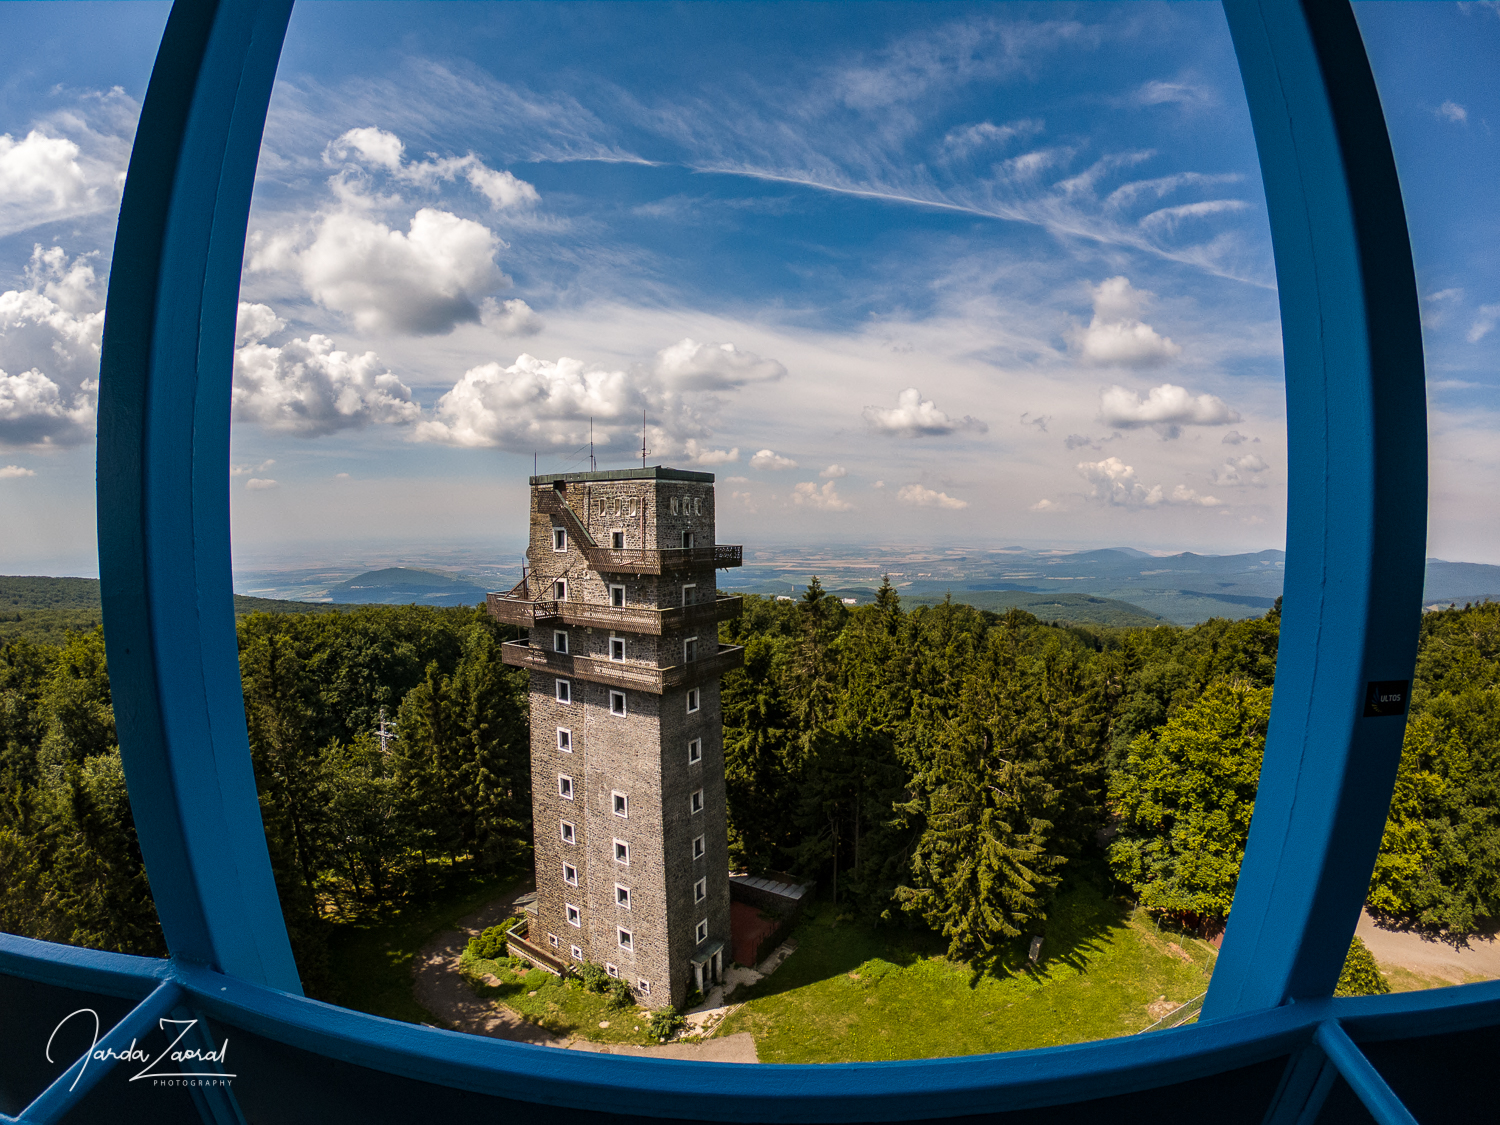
left=487, top=468, right=744, bottom=1009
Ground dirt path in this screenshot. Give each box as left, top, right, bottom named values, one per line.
left=410, top=884, right=759, bottom=1062
left=1357, top=908, right=1500, bottom=983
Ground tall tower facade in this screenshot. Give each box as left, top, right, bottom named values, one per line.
left=489, top=468, right=743, bottom=1009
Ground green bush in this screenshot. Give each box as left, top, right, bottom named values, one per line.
left=608, top=977, right=635, bottom=1009
left=1334, top=936, right=1390, bottom=996
left=578, top=960, right=612, bottom=994
left=647, top=1006, right=685, bottom=1042
left=467, top=924, right=511, bottom=961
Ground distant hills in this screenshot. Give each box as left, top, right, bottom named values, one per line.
left=327, top=567, right=489, bottom=607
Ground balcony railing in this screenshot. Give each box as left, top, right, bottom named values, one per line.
left=487, top=592, right=742, bottom=634
left=499, top=640, right=745, bottom=694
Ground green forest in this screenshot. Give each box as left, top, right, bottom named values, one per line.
left=3, top=580, right=1500, bottom=1001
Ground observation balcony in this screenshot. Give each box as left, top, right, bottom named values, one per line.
left=487, top=591, right=743, bottom=634
left=535, top=488, right=742, bottom=574
left=499, top=639, right=745, bottom=693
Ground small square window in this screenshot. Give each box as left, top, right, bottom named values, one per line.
left=690, top=788, right=704, bottom=814
left=609, top=690, right=627, bottom=716
left=692, top=835, right=705, bottom=860
left=561, top=820, right=576, bottom=844
left=553, top=528, right=568, bottom=551
left=611, top=530, right=625, bottom=550
left=695, top=919, right=708, bottom=944
left=571, top=944, right=583, bottom=960
left=618, top=928, right=633, bottom=951
left=638, top=979, right=651, bottom=996
left=563, top=863, right=578, bottom=886
left=610, top=584, right=625, bottom=607
left=694, top=877, right=706, bottom=903
left=682, top=584, right=696, bottom=607
left=606, top=963, right=619, bottom=978
left=566, top=904, right=581, bottom=927
left=555, top=679, right=571, bottom=704
left=554, top=630, right=568, bottom=654
left=609, top=637, right=625, bottom=662
left=615, top=884, right=631, bottom=909
left=682, top=530, right=695, bottom=549
left=612, top=792, right=628, bottom=818
left=557, top=728, right=572, bottom=752
left=688, top=738, right=702, bottom=764
left=548, top=933, right=559, bottom=948
left=684, top=637, right=697, bottom=663
left=686, top=687, right=700, bottom=714
left=613, top=839, right=629, bottom=864
left=558, top=775, right=574, bottom=800
left=554, top=578, right=568, bottom=600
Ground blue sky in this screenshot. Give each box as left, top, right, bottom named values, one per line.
left=0, top=2, right=1495, bottom=576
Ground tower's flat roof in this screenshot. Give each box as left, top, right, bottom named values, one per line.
left=529, top=466, right=715, bottom=485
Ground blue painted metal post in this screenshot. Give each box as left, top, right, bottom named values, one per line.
left=1205, top=0, right=1427, bottom=1016
left=96, top=0, right=300, bottom=992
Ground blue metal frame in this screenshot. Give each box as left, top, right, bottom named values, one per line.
left=0, top=0, right=1465, bottom=1120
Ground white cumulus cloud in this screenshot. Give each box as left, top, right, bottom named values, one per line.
left=1077, top=457, right=1162, bottom=508
left=245, top=478, right=278, bottom=491
left=1436, top=101, right=1468, bottom=124
left=1214, top=453, right=1270, bottom=487
left=1099, top=382, right=1240, bottom=439
left=480, top=297, right=544, bottom=337
left=897, top=483, right=967, bottom=510
left=683, top=440, right=738, bottom=465
left=1071, top=276, right=1183, bottom=368
left=820, top=464, right=847, bottom=478
left=324, top=127, right=540, bottom=210
left=0, top=464, right=36, bottom=479
left=1170, top=484, right=1223, bottom=507
left=750, top=449, right=798, bottom=471
left=792, top=480, right=853, bottom=511
left=653, top=338, right=785, bottom=391
left=863, top=387, right=986, bottom=438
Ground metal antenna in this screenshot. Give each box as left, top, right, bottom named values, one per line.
left=375, top=707, right=396, bottom=755
left=641, top=409, right=648, bottom=468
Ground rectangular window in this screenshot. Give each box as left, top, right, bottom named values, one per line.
left=560, top=820, right=576, bottom=845
left=613, top=839, right=629, bottom=865
left=548, top=933, right=559, bottom=948
left=686, top=687, right=700, bottom=714
left=571, top=945, right=583, bottom=960
left=557, top=728, right=572, bottom=752
left=605, top=963, right=619, bottom=978
left=558, top=775, right=574, bottom=800
left=638, top=980, right=651, bottom=996
left=688, top=738, right=702, bottom=764
left=612, top=791, right=628, bottom=818
left=618, top=928, right=633, bottom=951
left=563, top=863, right=578, bottom=886
left=695, top=919, right=708, bottom=945
left=684, top=636, right=697, bottom=663
left=615, top=884, right=631, bottom=909
left=554, top=578, right=568, bottom=600
left=682, top=583, right=696, bottom=607
left=694, top=877, right=706, bottom=904
left=610, top=583, right=625, bottom=608
left=682, top=530, right=695, bottom=549
left=690, top=788, right=704, bottom=814
left=565, top=904, right=581, bottom=927
left=609, top=690, right=627, bottom=716
left=555, top=679, right=571, bottom=704
left=692, top=835, right=705, bottom=860
left=609, top=636, right=625, bottom=662
left=553, top=630, right=568, bottom=654
left=553, top=528, right=567, bottom=551
left=611, top=530, right=624, bottom=550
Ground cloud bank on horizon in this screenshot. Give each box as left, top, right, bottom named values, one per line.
left=1, top=1, right=1498, bottom=573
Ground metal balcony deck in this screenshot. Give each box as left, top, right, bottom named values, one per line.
left=487, top=591, right=743, bottom=634
left=499, top=639, right=745, bottom=693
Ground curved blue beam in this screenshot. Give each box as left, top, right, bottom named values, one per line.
left=1205, top=0, right=1427, bottom=1017
left=96, top=0, right=299, bottom=992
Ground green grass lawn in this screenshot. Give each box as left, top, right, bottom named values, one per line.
left=320, top=865, right=524, bottom=1025
left=717, top=882, right=1216, bottom=1063
left=460, top=952, right=661, bottom=1046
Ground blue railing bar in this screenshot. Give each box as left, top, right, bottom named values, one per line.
left=0, top=932, right=169, bottom=1001
left=1313, top=1021, right=1418, bottom=1125
left=17, top=980, right=184, bottom=1125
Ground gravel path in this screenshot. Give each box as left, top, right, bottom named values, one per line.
left=1357, top=908, right=1500, bottom=983
left=410, top=882, right=759, bottom=1062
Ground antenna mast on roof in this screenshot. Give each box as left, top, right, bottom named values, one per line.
left=641, top=409, right=649, bottom=468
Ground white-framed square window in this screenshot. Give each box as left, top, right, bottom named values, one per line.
left=683, top=636, right=698, bottom=663
left=553, top=527, right=568, bottom=551
left=609, top=690, right=627, bottom=716
left=611, top=530, right=625, bottom=550
left=557, top=727, right=572, bottom=752
left=692, top=834, right=705, bottom=860
left=694, top=877, right=706, bottom=903
left=638, top=979, right=651, bottom=996
left=618, top=928, right=633, bottom=951
left=565, top=903, right=581, bottom=927
left=609, top=636, right=626, bottom=662
left=686, top=687, right=700, bottom=713
left=555, top=679, right=571, bottom=704
left=688, top=738, right=702, bottom=765
left=605, top=963, right=619, bottom=978
left=695, top=919, right=708, bottom=944
left=615, top=884, right=631, bottom=909
left=554, top=578, right=568, bottom=600
left=547, top=933, right=559, bottom=948
left=612, top=791, right=628, bottom=818
left=690, top=788, right=704, bottom=814
left=560, top=820, right=576, bottom=845
left=553, top=630, right=568, bottom=654
left=571, top=944, right=583, bottom=960
left=609, top=583, right=625, bottom=607
left=613, top=838, right=629, bottom=865
left=563, top=862, right=578, bottom=886
left=681, top=583, right=696, bottom=607
left=558, top=774, right=574, bottom=800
